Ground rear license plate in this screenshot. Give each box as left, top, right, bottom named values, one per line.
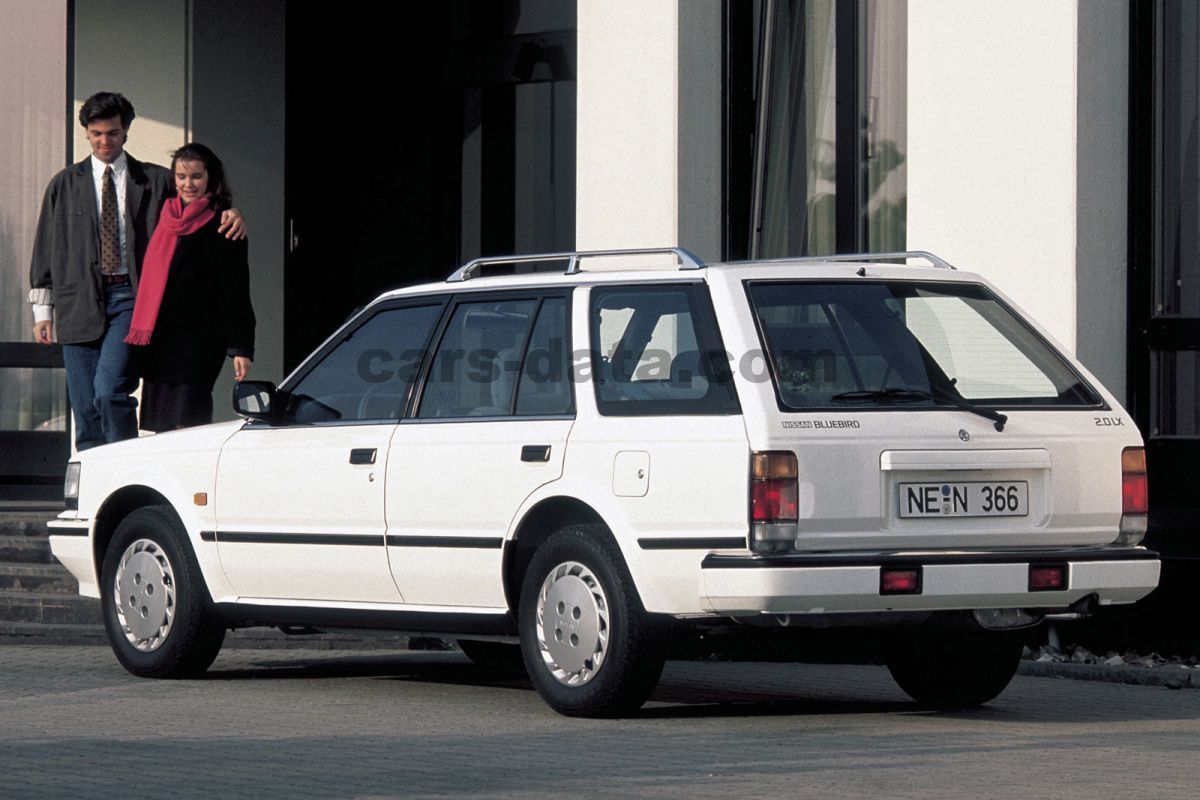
left=898, top=481, right=1028, bottom=518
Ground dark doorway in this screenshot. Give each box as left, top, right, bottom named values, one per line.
left=284, top=2, right=576, bottom=370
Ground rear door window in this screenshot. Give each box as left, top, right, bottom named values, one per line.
left=590, top=284, right=740, bottom=416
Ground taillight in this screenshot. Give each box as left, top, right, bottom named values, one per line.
left=750, top=451, right=798, bottom=554
left=1121, top=447, right=1148, bottom=514
left=1118, top=446, right=1148, bottom=546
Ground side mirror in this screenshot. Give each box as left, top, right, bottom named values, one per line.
left=232, top=380, right=280, bottom=421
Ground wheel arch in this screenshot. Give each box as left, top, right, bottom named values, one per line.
left=503, top=496, right=605, bottom=612
left=92, top=486, right=178, bottom=578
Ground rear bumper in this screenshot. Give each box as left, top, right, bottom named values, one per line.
left=700, top=546, right=1160, bottom=615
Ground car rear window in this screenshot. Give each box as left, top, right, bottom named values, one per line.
left=746, top=281, right=1101, bottom=410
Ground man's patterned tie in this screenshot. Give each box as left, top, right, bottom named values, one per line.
left=100, top=165, right=120, bottom=274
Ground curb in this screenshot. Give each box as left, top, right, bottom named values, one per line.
left=1018, top=659, right=1200, bottom=689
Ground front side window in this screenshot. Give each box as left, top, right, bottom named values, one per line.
left=747, top=281, right=1101, bottom=411
left=590, top=284, right=740, bottom=416
left=284, top=304, right=443, bottom=423
left=418, top=298, right=539, bottom=418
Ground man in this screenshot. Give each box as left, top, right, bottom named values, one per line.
left=29, top=92, right=245, bottom=451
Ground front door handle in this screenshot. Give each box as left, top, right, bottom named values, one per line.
left=521, top=445, right=551, bottom=462
left=349, top=448, right=377, bottom=465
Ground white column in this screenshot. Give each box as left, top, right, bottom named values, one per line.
left=576, top=0, right=680, bottom=253
left=907, top=1, right=1080, bottom=353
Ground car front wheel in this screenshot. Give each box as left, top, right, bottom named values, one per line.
left=100, top=505, right=225, bottom=678
left=519, top=525, right=664, bottom=717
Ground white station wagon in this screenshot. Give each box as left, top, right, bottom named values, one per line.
left=49, top=249, right=1159, bottom=717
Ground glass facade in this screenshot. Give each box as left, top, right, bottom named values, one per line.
left=1147, top=0, right=1200, bottom=438
left=749, top=0, right=906, bottom=259
left=0, top=1, right=70, bottom=492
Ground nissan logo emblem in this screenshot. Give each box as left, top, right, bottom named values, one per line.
left=959, top=429, right=970, bottom=442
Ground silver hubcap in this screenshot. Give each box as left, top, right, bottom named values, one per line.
left=112, top=539, right=177, bottom=651
left=535, top=560, right=609, bottom=686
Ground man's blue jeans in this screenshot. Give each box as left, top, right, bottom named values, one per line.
left=62, top=284, right=138, bottom=451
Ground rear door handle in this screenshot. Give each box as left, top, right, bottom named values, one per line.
left=349, top=448, right=377, bottom=465
left=521, top=445, right=551, bottom=462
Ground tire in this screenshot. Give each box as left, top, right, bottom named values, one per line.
left=100, top=505, right=226, bottom=678
left=518, top=525, right=664, bottom=717
left=456, top=640, right=526, bottom=675
left=885, top=627, right=1024, bottom=709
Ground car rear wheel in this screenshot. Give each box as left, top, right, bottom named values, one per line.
left=519, top=525, right=664, bottom=717
left=885, top=626, right=1024, bottom=709
left=100, top=505, right=225, bottom=678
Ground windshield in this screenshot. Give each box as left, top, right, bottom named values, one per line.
left=745, top=281, right=1101, bottom=411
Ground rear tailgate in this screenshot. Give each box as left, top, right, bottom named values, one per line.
left=763, top=410, right=1131, bottom=552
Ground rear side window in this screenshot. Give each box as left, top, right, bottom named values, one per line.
left=747, top=281, right=1101, bottom=410
left=590, top=284, right=740, bottom=416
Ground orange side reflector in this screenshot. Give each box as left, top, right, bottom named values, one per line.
left=194, top=493, right=208, bottom=507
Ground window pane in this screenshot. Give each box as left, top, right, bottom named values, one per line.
left=1151, top=350, right=1200, bottom=436
left=1159, top=0, right=1200, bottom=316
left=590, top=286, right=739, bottom=416
left=748, top=282, right=1099, bottom=409
left=755, top=0, right=838, bottom=257
left=286, top=304, right=442, bottom=423
left=0, top=368, right=68, bottom=431
left=516, top=297, right=573, bottom=416
left=865, top=0, right=907, bottom=252
left=419, top=299, right=538, bottom=418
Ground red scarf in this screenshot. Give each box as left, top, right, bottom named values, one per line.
left=125, top=195, right=216, bottom=345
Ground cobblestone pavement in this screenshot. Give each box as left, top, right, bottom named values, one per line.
left=1, top=645, right=1198, bottom=799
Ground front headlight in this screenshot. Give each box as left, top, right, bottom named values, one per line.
left=64, top=462, right=80, bottom=510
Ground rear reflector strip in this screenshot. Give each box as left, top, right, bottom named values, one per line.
left=880, top=567, right=921, bottom=595
left=1029, top=564, right=1067, bottom=591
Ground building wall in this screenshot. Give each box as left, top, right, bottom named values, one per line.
left=1075, top=1, right=1129, bottom=403
left=72, top=0, right=187, bottom=165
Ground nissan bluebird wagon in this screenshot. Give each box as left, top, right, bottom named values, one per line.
left=49, top=249, right=1159, bottom=716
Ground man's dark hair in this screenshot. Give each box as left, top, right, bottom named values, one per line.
left=171, top=142, right=233, bottom=211
left=78, top=92, right=136, bottom=129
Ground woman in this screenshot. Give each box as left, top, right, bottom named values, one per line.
left=126, top=143, right=256, bottom=431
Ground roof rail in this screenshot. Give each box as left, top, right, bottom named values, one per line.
left=446, top=247, right=706, bottom=283
left=779, top=250, right=956, bottom=270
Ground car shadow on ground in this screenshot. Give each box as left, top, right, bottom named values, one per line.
left=197, top=651, right=1200, bottom=722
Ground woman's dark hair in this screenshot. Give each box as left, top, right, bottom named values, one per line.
left=171, top=143, right=232, bottom=211
left=79, top=92, right=135, bottom=128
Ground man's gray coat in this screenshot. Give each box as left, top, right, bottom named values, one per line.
left=30, top=154, right=172, bottom=344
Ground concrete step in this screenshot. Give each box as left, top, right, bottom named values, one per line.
left=0, top=563, right=81, bottom=594
left=0, top=513, right=55, bottom=538
left=0, top=590, right=101, bottom=625
left=0, top=621, right=105, bottom=644
left=0, top=535, right=55, bottom=565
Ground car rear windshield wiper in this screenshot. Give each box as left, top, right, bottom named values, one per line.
left=831, top=387, right=1008, bottom=432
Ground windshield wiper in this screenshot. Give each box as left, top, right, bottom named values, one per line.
left=831, top=387, right=1008, bottom=432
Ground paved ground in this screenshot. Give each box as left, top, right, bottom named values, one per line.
left=2, top=645, right=1198, bottom=799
